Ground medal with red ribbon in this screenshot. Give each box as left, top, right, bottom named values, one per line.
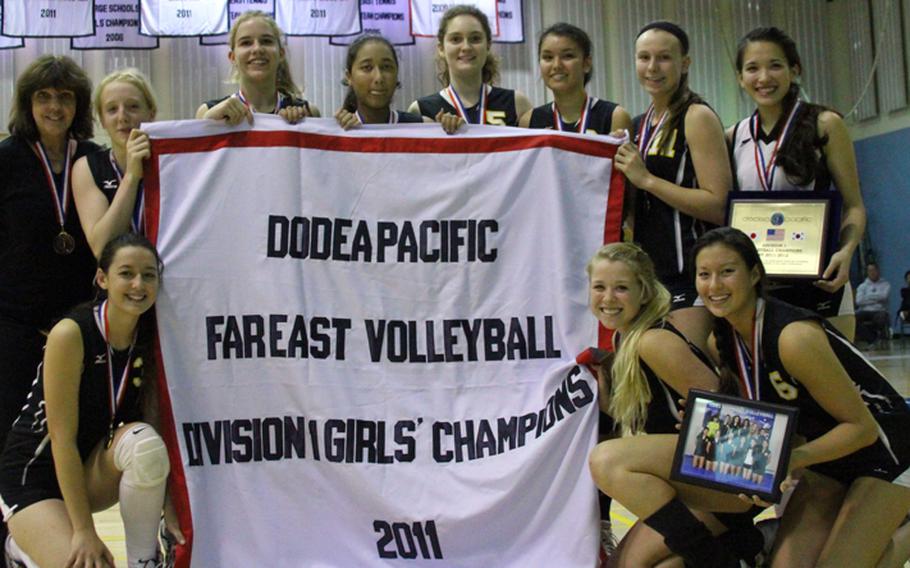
left=94, top=300, right=137, bottom=448
left=237, top=90, right=282, bottom=114
left=552, top=95, right=594, bottom=133
left=444, top=84, right=487, bottom=125
left=636, top=104, right=668, bottom=156
left=733, top=298, right=766, bottom=400
left=108, top=150, right=145, bottom=234
left=750, top=101, right=801, bottom=191
left=33, top=139, right=77, bottom=255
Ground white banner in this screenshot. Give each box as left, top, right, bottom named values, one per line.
left=492, top=0, right=522, bottom=43
left=139, top=0, right=228, bottom=36
left=72, top=0, right=159, bottom=50
left=0, top=4, right=24, bottom=48
left=330, top=0, right=413, bottom=46
left=409, top=0, right=497, bottom=38
left=275, top=0, right=361, bottom=36
left=1, top=0, right=93, bottom=37
left=200, top=0, right=275, bottom=46
left=144, top=118, right=624, bottom=567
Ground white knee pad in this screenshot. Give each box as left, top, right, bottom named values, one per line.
left=114, top=423, right=170, bottom=489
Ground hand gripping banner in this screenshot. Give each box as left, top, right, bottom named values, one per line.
left=143, top=118, right=624, bottom=567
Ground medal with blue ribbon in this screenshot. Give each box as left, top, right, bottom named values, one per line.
left=444, top=84, right=487, bottom=125
left=733, top=298, right=766, bottom=400
left=33, top=139, right=77, bottom=255
left=552, top=95, right=594, bottom=133
left=94, top=300, right=136, bottom=448
left=108, top=150, right=145, bottom=234
left=750, top=101, right=801, bottom=191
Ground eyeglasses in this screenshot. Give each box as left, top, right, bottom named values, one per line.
left=33, top=90, right=77, bottom=106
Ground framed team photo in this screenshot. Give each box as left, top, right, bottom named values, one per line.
left=670, top=389, right=799, bottom=503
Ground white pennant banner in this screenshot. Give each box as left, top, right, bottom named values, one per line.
left=143, top=118, right=624, bottom=567
left=72, top=0, right=159, bottom=50
left=330, top=0, right=413, bottom=46
left=139, top=0, right=228, bottom=37
left=200, top=0, right=275, bottom=46
left=409, top=0, right=497, bottom=38
left=0, top=4, right=24, bottom=47
left=492, top=0, right=522, bottom=43
left=2, top=0, right=94, bottom=37
left=275, top=0, right=361, bottom=36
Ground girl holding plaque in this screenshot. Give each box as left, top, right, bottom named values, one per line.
left=73, top=69, right=157, bottom=258
left=730, top=27, right=865, bottom=340
left=694, top=226, right=910, bottom=567
left=408, top=5, right=533, bottom=133
left=0, top=234, right=180, bottom=568
left=334, top=35, right=427, bottom=129
left=612, top=22, right=732, bottom=355
left=585, top=243, right=763, bottom=567
left=196, top=10, right=319, bottom=125
left=0, top=56, right=100, bottom=470
left=520, top=23, right=632, bottom=134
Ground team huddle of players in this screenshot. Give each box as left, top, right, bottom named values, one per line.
left=0, top=4, right=907, bottom=568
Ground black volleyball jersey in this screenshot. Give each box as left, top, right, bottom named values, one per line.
left=631, top=106, right=713, bottom=284
left=85, top=149, right=120, bottom=203
left=1, top=303, right=145, bottom=479
left=720, top=297, right=909, bottom=448
left=528, top=98, right=618, bottom=134
left=415, top=85, right=519, bottom=126
left=203, top=93, right=312, bottom=115
left=394, top=111, right=425, bottom=124
left=731, top=108, right=833, bottom=192
left=583, top=321, right=717, bottom=435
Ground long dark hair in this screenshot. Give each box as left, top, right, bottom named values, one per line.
left=538, top=23, right=593, bottom=85
left=692, top=227, right=767, bottom=392
left=97, top=233, right=164, bottom=412
left=636, top=22, right=704, bottom=156
left=342, top=35, right=400, bottom=113
left=736, top=27, right=830, bottom=186
left=9, top=55, right=93, bottom=141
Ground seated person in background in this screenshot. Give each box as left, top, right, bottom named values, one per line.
left=900, top=270, right=910, bottom=322
left=855, top=262, right=891, bottom=345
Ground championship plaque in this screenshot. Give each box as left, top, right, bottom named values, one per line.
left=727, top=192, right=840, bottom=279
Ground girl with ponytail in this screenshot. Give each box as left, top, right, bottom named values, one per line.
left=730, top=27, right=866, bottom=340
left=585, top=243, right=758, bottom=567
left=196, top=11, right=319, bottom=125
left=613, top=21, right=732, bottom=356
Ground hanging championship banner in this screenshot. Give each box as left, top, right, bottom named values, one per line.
left=143, top=118, right=624, bottom=567
left=409, top=0, right=497, bottom=38
left=492, top=0, right=522, bottom=43
left=275, top=0, right=361, bottom=36
left=0, top=4, right=24, bottom=48
left=139, top=0, right=228, bottom=37
left=72, top=0, right=159, bottom=50
left=329, top=0, right=414, bottom=46
left=200, top=0, right=275, bottom=46
left=1, top=0, right=93, bottom=37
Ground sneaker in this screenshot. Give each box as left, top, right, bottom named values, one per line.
left=600, top=519, right=618, bottom=560
left=159, top=518, right=177, bottom=568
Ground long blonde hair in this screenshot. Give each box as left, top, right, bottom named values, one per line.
left=229, top=11, right=300, bottom=98
left=586, top=243, right=671, bottom=435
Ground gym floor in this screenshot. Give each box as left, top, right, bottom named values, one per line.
left=95, top=340, right=910, bottom=565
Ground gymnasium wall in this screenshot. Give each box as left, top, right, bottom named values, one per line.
left=1, top=0, right=907, bottom=316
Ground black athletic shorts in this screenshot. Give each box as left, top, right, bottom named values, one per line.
left=0, top=459, right=62, bottom=522
left=810, top=414, right=910, bottom=487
